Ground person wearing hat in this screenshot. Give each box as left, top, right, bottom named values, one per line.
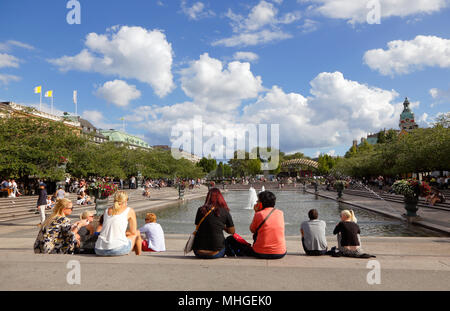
left=37, top=182, right=47, bottom=225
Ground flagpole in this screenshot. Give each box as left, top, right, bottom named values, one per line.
left=39, top=91, right=42, bottom=112
left=51, top=95, right=54, bottom=115
left=74, top=90, right=78, bottom=116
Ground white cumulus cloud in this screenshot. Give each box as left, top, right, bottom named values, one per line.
left=307, top=71, right=400, bottom=130
left=181, top=1, right=215, bottom=20
left=429, top=86, right=450, bottom=107
left=0, top=53, right=20, bottom=68
left=81, top=110, right=122, bottom=130
left=0, top=73, right=20, bottom=85
left=212, top=30, right=292, bottom=47
left=180, top=53, right=264, bottom=112
left=364, top=35, right=450, bottom=76
left=95, top=80, right=141, bottom=107
left=0, top=40, right=35, bottom=52
left=213, top=1, right=300, bottom=47
left=124, top=55, right=405, bottom=155
left=49, top=26, right=175, bottom=97
left=298, top=19, right=319, bottom=34
left=305, top=0, right=449, bottom=24
left=233, top=51, right=259, bottom=62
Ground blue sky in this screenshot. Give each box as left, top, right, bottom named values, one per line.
left=0, top=0, right=449, bottom=159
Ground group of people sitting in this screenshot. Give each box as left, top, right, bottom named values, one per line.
left=425, top=188, right=446, bottom=206
left=76, top=191, right=92, bottom=205
left=34, top=191, right=166, bottom=255
left=194, top=188, right=373, bottom=259
left=34, top=187, right=374, bottom=259
left=0, top=178, right=22, bottom=197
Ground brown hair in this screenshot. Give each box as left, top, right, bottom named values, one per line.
left=145, top=213, right=157, bottom=223
left=308, top=209, right=318, bottom=220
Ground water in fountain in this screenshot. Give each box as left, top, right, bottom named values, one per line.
left=246, top=187, right=258, bottom=209
left=353, top=182, right=400, bottom=214
left=135, top=191, right=444, bottom=237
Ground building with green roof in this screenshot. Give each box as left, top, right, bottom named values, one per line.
left=353, top=97, right=419, bottom=148
left=99, top=129, right=151, bottom=150
left=399, top=97, right=418, bottom=132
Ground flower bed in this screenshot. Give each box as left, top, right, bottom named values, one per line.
left=392, top=179, right=431, bottom=201
left=88, top=181, right=118, bottom=199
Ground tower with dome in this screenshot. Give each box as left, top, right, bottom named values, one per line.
left=399, top=97, right=418, bottom=132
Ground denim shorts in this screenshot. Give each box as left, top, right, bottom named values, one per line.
left=194, top=248, right=226, bottom=259
left=95, top=240, right=132, bottom=257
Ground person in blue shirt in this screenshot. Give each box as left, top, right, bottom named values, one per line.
left=37, top=182, right=47, bottom=225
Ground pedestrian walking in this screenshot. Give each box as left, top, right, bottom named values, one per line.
left=37, top=182, right=47, bottom=225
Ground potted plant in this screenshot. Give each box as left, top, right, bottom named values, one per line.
left=88, top=181, right=118, bottom=215
left=334, top=180, right=346, bottom=199
left=392, top=179, right=431, bottom=217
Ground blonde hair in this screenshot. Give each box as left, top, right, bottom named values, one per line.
left=341, top=209, right=357, bottom=223
left=42, top=198, right=72, bottom=227
left=145, top=213, right=156, bottom=223
left=112, top=191, right=128, bottom=215
left=80, top=210, right=95, bottom=220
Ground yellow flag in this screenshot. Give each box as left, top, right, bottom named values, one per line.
left=34, top=86, right=42, bottom=94
left=120, top=117, right=124, bottom=121
left=45, top=90, right=53, bottom=97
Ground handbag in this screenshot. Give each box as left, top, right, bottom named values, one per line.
left=184, top=206, right=215, bottom=255
left=253, top=207, right=277, bottom=243
left=225, top=234, right=252, bottom=257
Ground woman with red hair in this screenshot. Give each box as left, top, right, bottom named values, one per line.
left=193, top=188, right=235, bottom=259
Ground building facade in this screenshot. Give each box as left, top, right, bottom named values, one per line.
left=153, top=145, right=201, bottom=163
left=0, top=102, right=80, bottom=129
left=354, top=97, right=419, bottom=147
left=99, top=129, right=151, bottom=150
left=62, top=113, right=108, bottom=144
left=399, top=97, right=418, bottom=132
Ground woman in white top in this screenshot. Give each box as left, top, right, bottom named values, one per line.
left=95, top=191, right=142, bottom=256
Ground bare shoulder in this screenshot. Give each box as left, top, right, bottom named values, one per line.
left=127, top=207, right=136, bottom=217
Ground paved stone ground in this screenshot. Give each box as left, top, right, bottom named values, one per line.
left=0, top=234, right=449, bottom=291
left=0, top=187, right=449, bottom=291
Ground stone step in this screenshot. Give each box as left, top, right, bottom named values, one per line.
left=341, top=189, right=450, bottom=211
left=0, top=199, right=79, bottom=210
left=0, top=188, right=206, bottom=222
left=0, top=204, right=95, bottom=223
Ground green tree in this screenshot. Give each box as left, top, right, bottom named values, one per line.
left=344, top=145, right=357, bottom=158
left=228, top=150, right=262, bottom=177
left=385, top=129, right=398, bottom=142
left=317, top=154, right=339, bottom=175
left=223, top=164, right=232, bottom=178
left=432, top=112, right=450, bottom=128
left=334, top=126, right=450, bottom=177
left=216, top=162, right=224, bottom=178
left=377, top=130, right=387, bottom=144
left=196, top=156, right=217, bottom=174
left=0, top=115, right=87, bottom=180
